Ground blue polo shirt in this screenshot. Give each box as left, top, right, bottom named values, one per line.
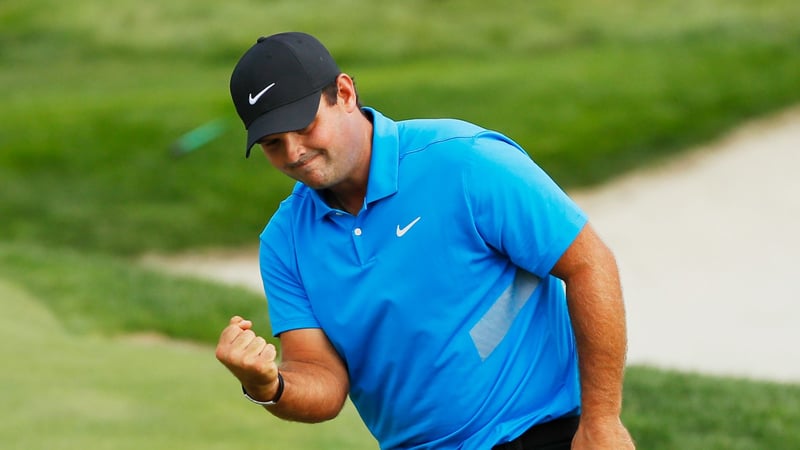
left=259, top=108, right=587, bottom=449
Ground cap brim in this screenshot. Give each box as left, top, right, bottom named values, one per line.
left=245, top=91, right=322, bottom=157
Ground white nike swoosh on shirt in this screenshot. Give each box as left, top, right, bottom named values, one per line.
left=396, top=216, right=422, bottom=237
left=248, top=82, right=276, bottom=105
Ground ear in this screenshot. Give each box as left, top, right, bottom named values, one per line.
left=336, top=74, right=359, bottom=112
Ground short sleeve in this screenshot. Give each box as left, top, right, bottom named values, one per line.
left=259, top=207, right=321, bottom=337
left=465, top=132, right=587, bottom=277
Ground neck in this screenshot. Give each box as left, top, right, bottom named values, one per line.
left=322, top=188, right=361, bottom=215
left=328, top=111, right=373, bottom=215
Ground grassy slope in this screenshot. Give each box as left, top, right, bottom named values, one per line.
left=0, top=243, right=273, bottom=343
left=624, top=367, right=800, bottom=449
left=2, top=0, right=800, bottom=254
left=3, top=270, right=800, bottom=449
left=0, top=279, right=375, bottom=450
left=3, top=1, right=800, bottom=448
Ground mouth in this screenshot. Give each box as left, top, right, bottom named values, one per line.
left=287, top=152, right=319, bottom=170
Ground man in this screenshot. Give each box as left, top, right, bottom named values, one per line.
left=216, top=31, right=635, bottom=449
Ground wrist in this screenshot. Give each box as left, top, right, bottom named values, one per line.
left=242, top=372, right=284, bottom=405
left=576, top=413, right=623, bottom=430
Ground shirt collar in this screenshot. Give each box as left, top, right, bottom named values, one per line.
left=363, top=107, right=399, bottom=206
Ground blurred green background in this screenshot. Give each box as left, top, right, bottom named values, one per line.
left=2, top=0, right=800, bottom=448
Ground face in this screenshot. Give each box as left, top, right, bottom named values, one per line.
left=257, top=96, right=362, bottom=190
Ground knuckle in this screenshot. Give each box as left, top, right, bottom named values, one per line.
left=215, top=348, right=237, bottom=367
left=214, top=347, right=226, bottom=362
left=241, top=329, right=256, bottom=340
left=219, top=325, right=239, bottom=342
left=241, top=354, right=265, bottom=371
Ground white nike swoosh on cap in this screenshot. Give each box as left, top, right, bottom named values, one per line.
left=248, top=82, right=276, bottom=105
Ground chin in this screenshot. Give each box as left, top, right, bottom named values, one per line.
left=299, top=177, right=331, bottom=190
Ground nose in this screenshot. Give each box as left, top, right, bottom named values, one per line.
left=283, top=133, right=309, bottom=168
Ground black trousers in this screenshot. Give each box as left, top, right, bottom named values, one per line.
left=492, top=415, right=580, bottom=450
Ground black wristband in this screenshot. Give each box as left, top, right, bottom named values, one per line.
left=242, top=372, right=284, bottom=405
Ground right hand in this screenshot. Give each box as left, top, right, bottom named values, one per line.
left=215, top=316, right=280, bottom=402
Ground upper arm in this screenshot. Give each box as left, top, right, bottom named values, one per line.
left=260, top=219, right=322, bottom=335
left=465, top=134, right=587, bottom=276
left=279, top=328, right=350, bottom=391
left=551, top=222, right=617, bottom=284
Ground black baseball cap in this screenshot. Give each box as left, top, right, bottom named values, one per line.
left=229, top=32, right=341, bottom=157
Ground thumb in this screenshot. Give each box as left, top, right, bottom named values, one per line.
left=229, top=315, right=253, bottom=330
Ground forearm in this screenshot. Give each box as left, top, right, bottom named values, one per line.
left=246, top=360, right=349, bottom=423
left=565, top=249, right=628, bottom=420
left=542, top=223, right=635, bottom=447
left=218, top=323, right=350, bottom=424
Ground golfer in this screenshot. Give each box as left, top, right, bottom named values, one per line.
left=216, top=32, right=635, bottom=450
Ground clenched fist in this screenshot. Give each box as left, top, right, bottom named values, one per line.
left=215, top=316, right=281, bottom=402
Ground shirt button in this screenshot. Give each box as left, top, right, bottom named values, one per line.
left=354, top=228, right=362, bottom=236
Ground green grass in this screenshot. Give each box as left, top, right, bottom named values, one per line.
left=2, top=0, right=800, bottom=448
left=624, top=367, right=800, bottom=449
left=2, top=0, right=800, bottom=255
left=0, top=279, right=376, bottom=450
left=0, top=243, right=273, bottom=343
left=2, top=244, right=800, bottom=449
left=3, top=270, right=800, bottom=449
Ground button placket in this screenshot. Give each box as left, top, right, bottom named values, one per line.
left=350, top=217, right=371, bottom=265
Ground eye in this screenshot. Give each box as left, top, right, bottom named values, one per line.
left=260, top=138, right=280, bottom=150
